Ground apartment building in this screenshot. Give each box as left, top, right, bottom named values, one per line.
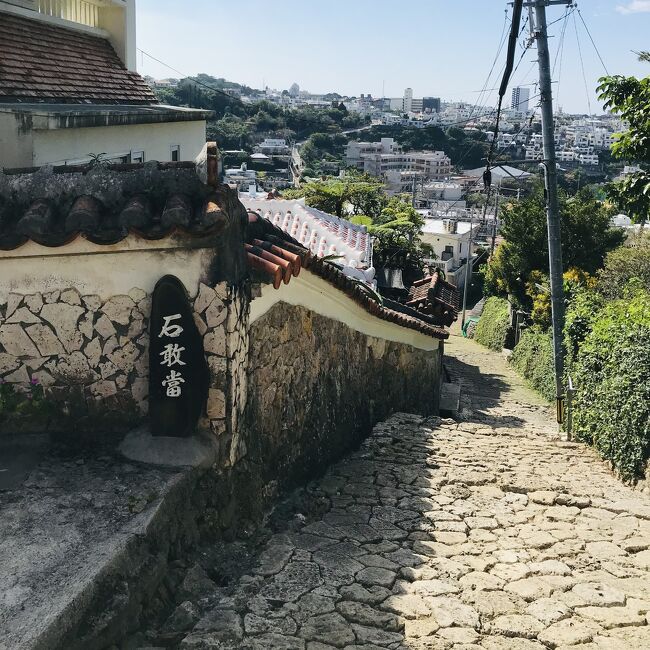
left=511, top=86, right=530, bottom=113
left=346, top=138, right=451, bottom=184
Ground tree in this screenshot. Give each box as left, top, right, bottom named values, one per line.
left=484, top=186, right=624, bottom=304
left=283, top=178, right=426, bottom=275
left=597, top=233, right=650, bottom=299
left=598, top=65, right=650, bottom=225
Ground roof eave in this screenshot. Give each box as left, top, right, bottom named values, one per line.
left=0, top=104, right=213, bottom=130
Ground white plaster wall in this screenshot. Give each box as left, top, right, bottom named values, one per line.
left=249, top=271, right=441, bottom=353
left=31, top=120, right=207, bottom=166
left=0, top=112, right=33, bottom=168
left=0, top=243, right=215, bottom=300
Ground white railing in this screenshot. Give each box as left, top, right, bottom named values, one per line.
left=36, top=0, right=100, bottom=27
left=427, top=258, right=455, bottom=274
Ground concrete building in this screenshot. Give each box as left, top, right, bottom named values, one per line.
left=403, top=88, right=414, bottom=113
left=0, top=0, right=211, bottom=168
left=511, top=86, right=530, bottom=113
left=346, top=138, right=452, bottom=183
left=254, top=138, right=291, bottom=155
left=420, top=218, right=481, bottom=291
left=423, top=97, right=441, bottom=113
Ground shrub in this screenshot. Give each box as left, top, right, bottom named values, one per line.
left=474, top=297, right=510, bottom=351
left=510, top=328, right=556, bottom=402
left=570, top=287, right=650, bottom=481
left=0, top=377, right=57, bottom=427
left=597, top=233, right=650, bottom=300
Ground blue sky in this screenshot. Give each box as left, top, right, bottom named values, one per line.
left=136, top=0, right=649, bottom=114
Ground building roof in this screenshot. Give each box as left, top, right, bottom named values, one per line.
left=406, top=272, right=460, bottom=327
left=422, top=219, right=475, bottom=236
left=242, top=196, right=373, bottom=270
left=0, top=151, right=447, bottom=341
left=0, top=161, right=229, bottom=249
left=0, top=11, right=157, bottom=104
left=246, top=213, right=448, bottom=340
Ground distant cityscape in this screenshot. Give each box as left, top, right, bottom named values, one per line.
left=146, top=76, right=626, bottom=179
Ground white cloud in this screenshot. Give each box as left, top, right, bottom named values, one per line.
left=616, top=0, right=650, bottom=14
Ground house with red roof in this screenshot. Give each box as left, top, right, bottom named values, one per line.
left=0, top=0, right=211, bottom=168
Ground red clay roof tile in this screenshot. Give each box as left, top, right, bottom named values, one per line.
left=0, top=11, right=157, bottom=104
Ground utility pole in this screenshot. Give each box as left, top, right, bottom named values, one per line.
left=529, top=0, right=571, bottom=422
left=491, top=179, right=501, bottom=257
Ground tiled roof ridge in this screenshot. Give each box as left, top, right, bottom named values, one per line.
left=0, top=156, right=233, bottom=250
left=243, top=197, right=371, bottom=268
left=246, top=211, right=448, bottom=340
left=1, top=160, right=197, bottom=177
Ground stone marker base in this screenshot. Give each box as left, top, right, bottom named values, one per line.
left=119, top=427, right=217, bottom=468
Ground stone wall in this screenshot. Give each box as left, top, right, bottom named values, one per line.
left=0, top=280, right=230, bottom=438
left=0, top=287, right=150, bottom=433
left=238, top=302, right=442, bottom=497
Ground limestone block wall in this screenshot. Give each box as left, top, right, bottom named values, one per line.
left=0, top=287, right=151, bottom=432
left=190, top=281, right=229, bottom=439
left=239, top=301, right=442, bottom=497
left=0, top=280, right=230, bottom=437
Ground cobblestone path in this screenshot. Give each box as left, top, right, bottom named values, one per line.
left=178, top=336, right=650, bottom=650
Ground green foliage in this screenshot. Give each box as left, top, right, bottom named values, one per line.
left=300, top=132, right=348, bottom=176
left=569, top=287, right=650, bottom=480
left=564, top=288, right=605, bottom=365
left=598, top=71, right=650, bottom=224
left=510, top=328, right=556, bottom=402
left=597, top=233, right=650, bottom=299
left=0, top=378, right=57, bottom=424
left=285, top=178, right=426, bottom=273
left=155, top=76, right=369, bottom=153
left=486, top=186, right=623, bottom=304
left=474, top=297, right=510, bottom=351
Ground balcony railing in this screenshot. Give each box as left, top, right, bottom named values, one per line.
left=426, top=258, right=455, bottom=274
left=36, top=0, right=106, bottom=27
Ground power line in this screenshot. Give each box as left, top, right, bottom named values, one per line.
left=573, top=11, right=593, bottom=117
left=576, top=7, right=610, bottom=75
left=137, top=48, right=250, bottom=107
left=552, top=5, right=572, bottom=110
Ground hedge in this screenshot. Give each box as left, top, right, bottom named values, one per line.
left=570, top=288, right=650, bottom=481
left=474, top=297, right=510, bottom=351
left=510, top=328, right=556, bottom=402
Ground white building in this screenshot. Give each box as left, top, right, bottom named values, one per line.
left=0, top=0, right=211, bottom=168
left=404, top=88, right=414, bottom=113
left=346, top=138, right=451, bottom=183
left=254, top=138, right=290, bottom=155
left=420, top=219, right=481, bottom=291
left=511, top=86, right=530, bottom=113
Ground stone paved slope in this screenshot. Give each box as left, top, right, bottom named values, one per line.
left=176, top=335, right=650, bottom=650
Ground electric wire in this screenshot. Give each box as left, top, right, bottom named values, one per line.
left=573, top=11, right=593, bottom=117
left=576, top=7, right=610, bottom=75
left=137, top=48, right=250, bottom=108
left=552, top=5, right=572, bottom=112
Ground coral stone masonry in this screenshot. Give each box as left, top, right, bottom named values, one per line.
left=0, top=144, right=446, bottom=444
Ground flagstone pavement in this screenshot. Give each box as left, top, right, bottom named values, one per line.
left=175, top=335, right=650, bottom=650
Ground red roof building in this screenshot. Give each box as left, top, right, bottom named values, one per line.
left=0, top=0, right=211, bottom=169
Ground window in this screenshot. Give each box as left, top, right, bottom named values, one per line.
left=170, top=145, right=180, bottom=162
left=131, top=151, right=145, bottom=164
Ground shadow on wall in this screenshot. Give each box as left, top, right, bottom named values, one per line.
left=239, top=302, right=444, bottom=499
